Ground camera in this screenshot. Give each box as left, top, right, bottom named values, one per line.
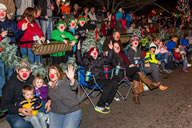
left=7, top=28, right=15, bottom=37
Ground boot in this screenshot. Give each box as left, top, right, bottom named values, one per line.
left=138, top=72, right=160, bottom=89
left=133, top=94, right=140, bottom=104
left=132, top=80, right=140, bottom=104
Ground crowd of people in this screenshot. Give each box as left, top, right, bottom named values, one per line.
left=0, top=0, right=192, bottom=128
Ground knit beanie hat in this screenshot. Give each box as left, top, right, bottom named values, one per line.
left=77, top=16, right=86, bottom=22
left=68, top=18, right=76, bottom=25
left=56, top=20, right=66, bottom=27
left=88, top=47, right=99, bottom=55
left=17, top=61, right=31, bottom=71
left=130, top=36, right=139, bottom=44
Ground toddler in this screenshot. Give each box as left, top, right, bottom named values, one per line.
left=33, top=74, right=49, bottom=113
left=16, top=85, right=47, bottom=128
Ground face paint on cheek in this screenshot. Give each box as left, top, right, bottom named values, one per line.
left=49, top=74, right=55, bottom=79
left=22, top=73, right=28, bottom=78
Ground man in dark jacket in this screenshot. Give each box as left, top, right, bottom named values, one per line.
left=1, top=61, right=34, bottom=128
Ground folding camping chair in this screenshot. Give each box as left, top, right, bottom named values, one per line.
left=116, top=67, right=133, bottom=101
left=77, top=66, right=118, bottom=108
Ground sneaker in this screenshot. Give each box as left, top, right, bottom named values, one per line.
left=105, top=103, right=110, bottom=110
left=159, top=85, right=168, bottom=91
left=114, top=97, right=120, bottom=101
left=95, top=106, right=110, bottom=114
left=187, top=63, right=191, bottom=67
left=181, top=69, right=188, bottom=72
left=163, top=69, right=170, bottom=73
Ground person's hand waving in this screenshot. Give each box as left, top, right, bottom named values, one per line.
left=65, top=65, right=75, bottom=86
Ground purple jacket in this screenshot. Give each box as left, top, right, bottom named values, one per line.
left=34, top=86, right=49, bottom=102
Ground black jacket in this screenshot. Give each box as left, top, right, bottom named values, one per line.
left=76, top=49, right=113, bottom=80
left=126, top=47, right=143, bottom=65
left=110, top=51, right=129, bottom=68
left=1, top=72, right=34, bottom=114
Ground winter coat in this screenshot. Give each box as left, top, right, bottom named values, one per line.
left=17, top=18, right=44, bottom=48
left=34, top=86, right=49, bottom=102
left=116, top=11, right=123, bottom=21
left=1, top=72, right=34, bottom=114
left=76, top=49, right=113, bottom=80
left=16, top=96, right=42, bottom=117
left=174, top=51, right=180, bottom=61
left=110, top=51, right=129, bottom=68
left=0, top=18, right=24, bottom=43
left=165, top=40, right=177, bottom=54
left=126, top=47, right=143, bottom=65
left=48, top=78, right=80, bottom=114
left=51, top=29, right=77, bottom=56
left=181, top=38, right=189, bottom=47
left=144, top=52, right=158, bottom=64
left=150, top=42, right=160, bottom=55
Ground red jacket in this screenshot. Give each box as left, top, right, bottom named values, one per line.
left=100, top=23, right=107, bottom=36
left=17, top=19, right=44, bottom=48
left=174, top=51, right=180, bottom=61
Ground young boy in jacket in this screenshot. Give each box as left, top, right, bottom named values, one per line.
left=51, top=20, right=77, bottom=64
left=16, top=85, right=47, bottom=128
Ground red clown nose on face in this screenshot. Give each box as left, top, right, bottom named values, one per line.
left=81, top=21, right=85, bottom=24
left=49, top=74, right=55, bottom=79
left=116, top=46, right=120, bottom=50
left=72, top=23, right=75, bottom=27
left=22, top=73, right=28, bottom=78
left=0, top=12, right=5, bottom=17
left=135, top=42, right=138, bottom=45
left=152, top=50, right=156, bottom=53
left=93, top=52, right=97, bottom=56
left=116, top=36, right=120, bottom=39
left=60, top=26, right=64, bottom=29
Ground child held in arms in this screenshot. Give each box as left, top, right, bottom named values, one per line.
left=33, top=74, right=49, bottom=113
left=16, top=86, right=47, bottom=128
left=51, top=20, right=77, bottom=64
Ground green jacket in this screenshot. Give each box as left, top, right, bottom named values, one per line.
left=51, top=29, right=77, bottom=56
left=144, top=52, right=158, bottom=64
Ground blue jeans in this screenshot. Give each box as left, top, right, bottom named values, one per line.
left=6, top=114, right=33, bottom=128
left=0, top=59, right=14, bottom=96
left=41, top=19, right=53, bottom=40
left=175, top=57, right=188, bottom=70
left=20, top=48, right=41, bottom=64
left=49, top=110, right=82, bottom=128
left=25, top=112, right=47, bottom=128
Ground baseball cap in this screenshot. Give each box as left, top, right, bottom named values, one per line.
left=17, top=61, right=31, bottom=71
left=0, top=4, right=7, bottom=11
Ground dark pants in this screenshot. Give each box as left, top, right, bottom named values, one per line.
left=51, top=55, right=68, bottom=64
left=126, top=67, right=140, bottom=82
left=6, top=114, right=33, bottom=128
left=89, top=79, right=118, bottom=107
